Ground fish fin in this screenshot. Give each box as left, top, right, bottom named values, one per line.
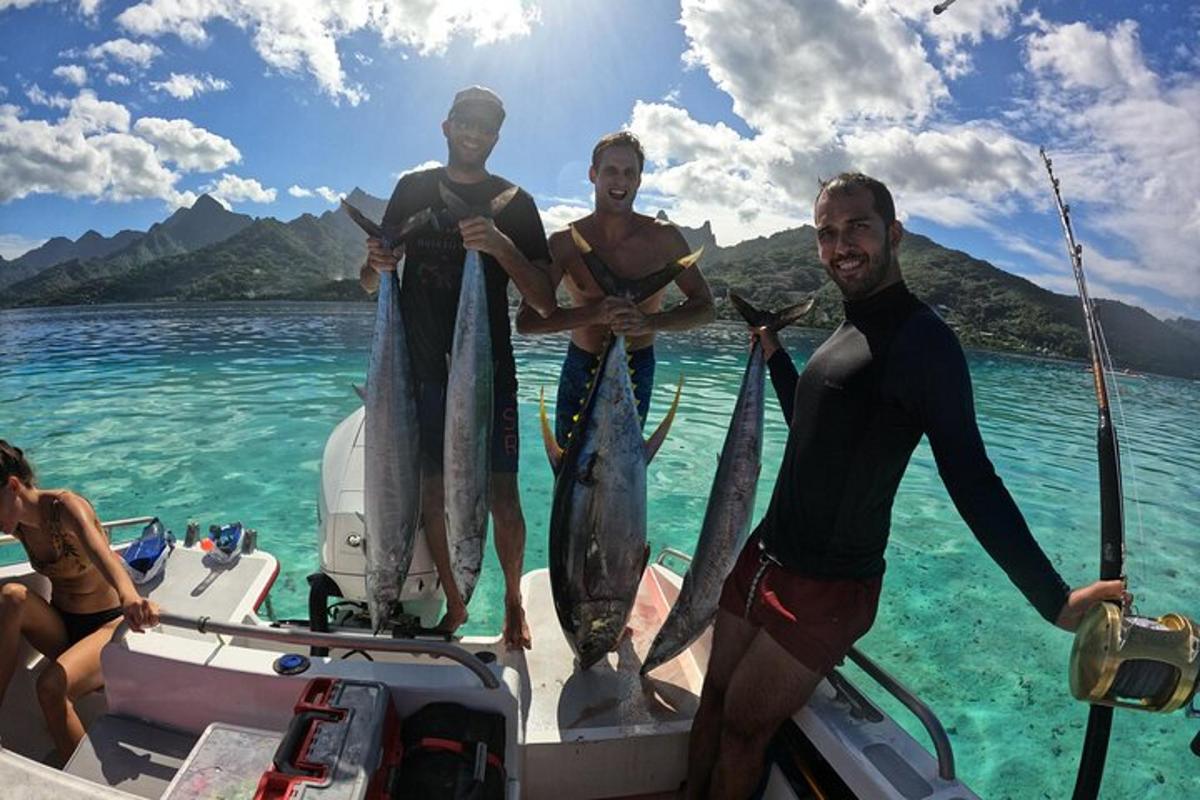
left=438, top=181, right=472, bottom=221
left=770, top=296, right=816, bottom=332
left=729, top=290, right=815, bottom=332
left=353, top=383, right=365, bottom=401
left=539, top=387, right=564, bottom=472
left=645, top=373, right=684, bottom=462
left=489, top=185, right=520, bottom=217
left=676, top=245, right=704, bottom=269
left=729, top=291, right=765, bottom=328
left=569, top=224, right=593, bottom=254
left=340, top=199, right=385, bottom=239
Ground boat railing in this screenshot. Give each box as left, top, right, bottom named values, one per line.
left=844, top=648, right=955, bottom=781
left=1, top=515, right=158, bottom=551
left=116, top=612, right=501, bottom=690
left=652, top=546, right=956, bottom=782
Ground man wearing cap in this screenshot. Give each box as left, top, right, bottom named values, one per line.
left=361, top=86, right=554, bottom=648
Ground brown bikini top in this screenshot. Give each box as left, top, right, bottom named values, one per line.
left=17, top=492, right=107, bottom=592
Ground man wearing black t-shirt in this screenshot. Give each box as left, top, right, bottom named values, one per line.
left=361, top=87, right=554, bottom=648
left=685, top=172, right=1127, bottom=799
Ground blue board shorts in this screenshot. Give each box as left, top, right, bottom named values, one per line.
left=417, top=380, right=519, bottom=474
left=555, top=341, right=655, bottom=447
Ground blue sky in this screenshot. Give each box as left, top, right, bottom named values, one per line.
left=1, top=0, right=1197, bottom=319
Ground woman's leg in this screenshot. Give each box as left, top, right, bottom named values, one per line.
left=0, top=582, right=68, bottom=706
left=35, top=617, right=120, bottom=761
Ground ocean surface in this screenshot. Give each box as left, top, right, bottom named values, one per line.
left=1, top=302, right=1197, bottom=799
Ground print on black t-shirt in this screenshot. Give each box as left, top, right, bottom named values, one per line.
left=381, top=167, right=550, bottom=393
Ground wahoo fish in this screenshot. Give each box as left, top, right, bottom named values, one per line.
left=442, top=183, right=519, bottom=605
left=641, top=292, right=813, bottom=674
left=343, top=199, right=422, bottom=633
left=541, top=227, right=701, bottom=669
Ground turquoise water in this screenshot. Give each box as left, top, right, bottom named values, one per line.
left=2, top=302, right=1197, bottom=798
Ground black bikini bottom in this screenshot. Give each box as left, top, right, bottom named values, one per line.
left=58, top=606, right=123, bottom=645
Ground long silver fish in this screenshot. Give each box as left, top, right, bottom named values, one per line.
left=346, top=198, right=422, bottom=634
left=443, top=248, right=492, bottom=605
left=541, top=227, right=699, bottom=669
left=441, top=183, right=519, bottom=606
left=641, top=292, right=813, bottom=674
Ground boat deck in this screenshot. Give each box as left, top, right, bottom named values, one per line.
left=506, top=566, right=711, bottom=799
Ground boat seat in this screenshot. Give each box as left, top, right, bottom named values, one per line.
left=63, top=713, right=198, bottom=799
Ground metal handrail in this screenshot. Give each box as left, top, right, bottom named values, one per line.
left=1, top=515, right=157, bottom=550
left=654, top=547, right=694, bottom=572
left=117, top=612, right=500, bottom=690
left=846, top=647, right=955, bottom=781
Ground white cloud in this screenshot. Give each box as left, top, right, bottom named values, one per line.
left=204, top=173, right=276, bottom=205
left=0, top=0, right=99, bottom=12
left=887, top=0, right=1020, bottom=79
left=394, top=159, right=442, bottom=179
left=26, top=84, right=71, bottom=109
left=0, top=91, right=239, bottom=208
left=1023, top=18, right=1200, bottom=309
left=1027, top=19, right=1156, bottom=95
left=53, top=64, right=88, bottom=87
left=288, top=184, right=342, bottom=203
left=539, top=203, right=589, bottom=233
left=679, top=0, right=947, bottom=147
left=116, top=0, right=541, bottom=105
left=68, top=89, right=131, bottom=133
left=106, top=73, right=131, bottom=86
left=82, top=38, right=163, bottom=68
left=150, top=72, right=230, bottom=100
left=132, top=116, right=240, bottom=171
left=0, top=232, right=47, bottom=260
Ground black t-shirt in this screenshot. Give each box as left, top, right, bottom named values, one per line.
left=382, top=167, right=549, bottom=392
left=758, top=281, right=1071, bottom=624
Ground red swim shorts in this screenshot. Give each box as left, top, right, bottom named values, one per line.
left=718, top=537, right=882, bottom=675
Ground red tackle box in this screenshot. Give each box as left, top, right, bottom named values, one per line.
left=256, top=678, right=401, bottom=800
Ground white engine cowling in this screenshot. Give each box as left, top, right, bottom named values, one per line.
left=317, top=406, right=442, bottom=625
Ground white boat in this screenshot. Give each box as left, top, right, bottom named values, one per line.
left=0, top=409, right=980, bottom=799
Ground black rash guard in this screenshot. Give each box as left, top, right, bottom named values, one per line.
left=382, top=167, right=549, bottom=394
left=758, top=281, right=1071, bottom=623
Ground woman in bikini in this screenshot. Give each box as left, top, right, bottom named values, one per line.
left=0, top=440, right=159, bottom=762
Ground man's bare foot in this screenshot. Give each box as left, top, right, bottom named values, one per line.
left=503, top=599, right=532, bottom=649
left=435, top=604, right=468, bottom=634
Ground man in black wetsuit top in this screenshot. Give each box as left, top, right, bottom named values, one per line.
left=685, top=172, right=1127, bottom=799
left=360, top=86, right=555, bottom=649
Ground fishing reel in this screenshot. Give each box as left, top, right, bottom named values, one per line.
left=1069, top=603, right=1200, bottom=715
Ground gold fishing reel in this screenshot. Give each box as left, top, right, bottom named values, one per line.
left=1069, top=603, right=1200, bottom=713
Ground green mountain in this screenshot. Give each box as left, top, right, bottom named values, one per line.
left=3, top=194, right=253, bottom=304
left=0, top=228, right=144, bottom=290
left=4, top=195, right=1197, bottom=380
left=700, top=225, right=1200, bottom=380
left=4, top=189, right=386, bottom=306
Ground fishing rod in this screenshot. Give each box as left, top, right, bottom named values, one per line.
left=1040, top=148, right=1200, bottom=800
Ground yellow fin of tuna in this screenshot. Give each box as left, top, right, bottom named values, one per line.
left=644, top=373, right=684, bottom=462
left=539, top=387, right=564, bottom=472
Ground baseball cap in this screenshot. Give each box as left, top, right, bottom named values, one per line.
left=449, top=85, right=506, bottom=126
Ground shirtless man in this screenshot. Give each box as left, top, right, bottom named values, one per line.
left=516, top=131, right=714, bottom=444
